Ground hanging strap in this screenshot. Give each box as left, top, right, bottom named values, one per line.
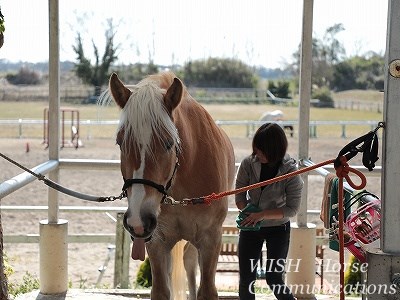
left=334, top=122, right=384, bottom=171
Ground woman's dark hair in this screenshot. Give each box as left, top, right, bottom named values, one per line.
left=252, top=123, right=288, bottom=163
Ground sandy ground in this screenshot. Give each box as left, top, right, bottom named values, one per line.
left=1, top=134, right=381, bottom=293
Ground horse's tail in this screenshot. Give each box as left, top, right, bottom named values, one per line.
left=171, top=240, right=186, bottom=300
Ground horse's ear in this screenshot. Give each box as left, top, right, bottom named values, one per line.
left=164, top=78, right=183, bottom=114
left=109, top=73, right=131, bottom=109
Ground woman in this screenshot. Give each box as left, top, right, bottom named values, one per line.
left=235, top=123, right=303, bottom=300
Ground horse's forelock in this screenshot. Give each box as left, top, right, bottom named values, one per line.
left=120, top=79, right=180, bottom=157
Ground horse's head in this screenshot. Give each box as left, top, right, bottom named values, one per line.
left=108, top=72, right=183, bottom=239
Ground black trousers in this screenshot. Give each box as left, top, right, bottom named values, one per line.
left=238, top=221, right=295, bottom=300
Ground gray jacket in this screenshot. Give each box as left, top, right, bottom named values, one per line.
left=235, top=153, right=303, bottom=227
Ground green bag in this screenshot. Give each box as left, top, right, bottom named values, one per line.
left=236, top=204, right=262, bottom=231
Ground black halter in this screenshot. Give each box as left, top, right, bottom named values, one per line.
left=121, top=148, right=180, bottom=203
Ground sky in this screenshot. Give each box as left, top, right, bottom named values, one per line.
left=0, top=0, right=389, bottom=69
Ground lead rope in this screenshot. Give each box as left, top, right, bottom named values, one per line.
left=0, top=152, right=125, bottom=202
left=185, top=157, right=366, bottom=205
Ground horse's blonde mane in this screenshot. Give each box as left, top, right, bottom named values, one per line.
left=120, top=74, right=180, bottom=156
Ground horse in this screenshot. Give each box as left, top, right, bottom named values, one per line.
left=100, top=71, right=235, bottom=300
left=259, top=109, right=294, bottom=137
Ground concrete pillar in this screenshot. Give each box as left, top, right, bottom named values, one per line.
left=366, top=249, right=400, bottom=299
left=286, top=222, right=316, bottom=299
left=39, top=219, right=68, bottom=295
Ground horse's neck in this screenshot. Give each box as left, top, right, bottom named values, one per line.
left=172, top=101, right=228, bottom=196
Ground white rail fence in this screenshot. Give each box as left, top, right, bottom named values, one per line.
left=0, top=119, right=382, bottom=139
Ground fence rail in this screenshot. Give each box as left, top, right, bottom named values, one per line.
left=0, top=119, right=382, bottom=139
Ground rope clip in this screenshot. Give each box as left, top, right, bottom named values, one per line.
left=163, top=196, right=189, bottom=206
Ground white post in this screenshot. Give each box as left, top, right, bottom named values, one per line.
left=286, top=223, right=316, bottom=299
left=39, top=0, right=68, bottom=295
left=39, top=219, right=68, bottom=294
left=287, top=1, right=315, bottom=298
left=47, top=0, right=60, bottom=222
left=366, top=1, right=400, bottom=298
left=297, top=0, right=313, bottom=228
left=381, top=0, right=400, bottom=254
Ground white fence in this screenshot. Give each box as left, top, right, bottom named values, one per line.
left=0, top=119, right=382, bottom=139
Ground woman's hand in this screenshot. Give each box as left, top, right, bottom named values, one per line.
left=241, top=211, right=265, bottom=227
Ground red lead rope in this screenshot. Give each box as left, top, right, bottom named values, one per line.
left=200, top=156, right=366, bottom=204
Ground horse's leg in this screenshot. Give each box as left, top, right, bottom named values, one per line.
left=196, top=231, right=222, bottom=300
left=184, top=242, right=198, bottom=300
left=146, top=242, right=173, bottom=300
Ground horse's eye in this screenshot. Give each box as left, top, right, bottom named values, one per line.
left=164, top=139, right=174, bottom=151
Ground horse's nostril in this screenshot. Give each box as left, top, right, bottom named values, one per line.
left=123, top=211, right=156, bottom=239
left=144, top=213, right=157, bottom=232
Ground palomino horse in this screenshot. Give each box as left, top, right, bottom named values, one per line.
left=101, top=72, right=235, bottom=300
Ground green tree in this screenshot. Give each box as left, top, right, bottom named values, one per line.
left=268, top=80, right=291, bottom=98
left=113, top=63, right=160, bottom=84
left=73, top=19, right=119, bottom=96
left=290, top=23, right=345, bottom=88
left=182, top=57, right=258, bottom=88
left=312, top=86, right=334, bottom=108
left=332, top=52, right=384, bottom=91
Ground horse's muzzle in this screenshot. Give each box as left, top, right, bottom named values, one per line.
left=123, top=211, right=157, bottom=239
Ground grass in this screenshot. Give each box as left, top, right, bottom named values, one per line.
left=333, top=89, right=384, bottom=103
left=0, top=101, right=120, bottom=120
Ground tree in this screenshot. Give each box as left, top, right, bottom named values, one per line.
left=73, top=19, right=119, bottom=96
left=331, top=53, right=384, bottom=91
left=114, top=63, right=159, bottom=84
left=321, top=23, right=346, bottom=65
left=6, top=67, right=41, bottom=85
left=289, top=23, right=346, bottom=88
left=331, top=61, right=357, bottom=91
left=268, top=80, right=291, bottom=98
left=182, top=57, right=258, bottom=88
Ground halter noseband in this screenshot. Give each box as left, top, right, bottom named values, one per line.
left=122, top=147, right=180, bottom=204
